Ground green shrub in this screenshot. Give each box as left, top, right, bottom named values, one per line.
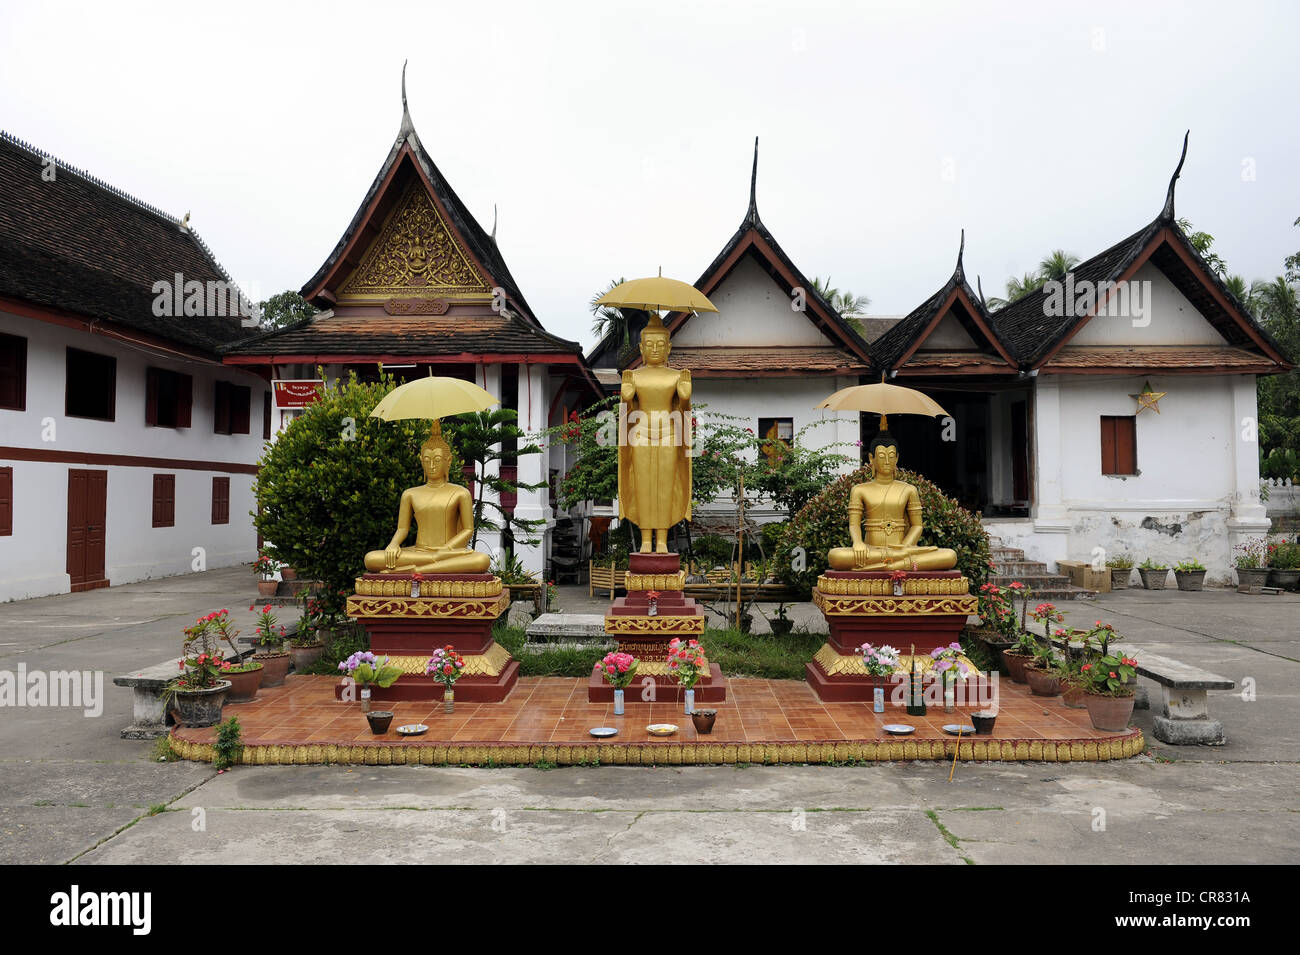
left=691, top=534, right=733, bottom=570
left=213, top=716, right=243, bottom=770
left=774, top=466, right=991, bottom=597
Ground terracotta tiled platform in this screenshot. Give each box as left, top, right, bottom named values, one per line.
left=170, top=676, right=1143, bottom=765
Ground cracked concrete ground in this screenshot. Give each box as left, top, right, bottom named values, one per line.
left=1, top=567, right=1298, bottom=864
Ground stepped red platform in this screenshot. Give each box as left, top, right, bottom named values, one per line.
left=343, top=573, right=518, bottom=703
left=591, top=552, right=727, bottom=703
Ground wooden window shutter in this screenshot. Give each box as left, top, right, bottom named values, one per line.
left=1101, top=416, right=1137, bottom=475
left=0, top=334, right=26, bottom=410
left=214, top=381, right=231, bottom=434
left=152, top=474, right=175, bottom=527
left=232, top=385, right=251, bottom=434
left=145, top=368, right=160, bottom=426
left=212, top=476, right=230, bottom=524
left=0, top=466, right=12, bottom=535
left=177, top=374, right=193, bottom=428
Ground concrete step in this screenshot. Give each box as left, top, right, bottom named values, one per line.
left=994, top=561, right=1051, bottom=576
left=990, top=547, right=1026, bottom=561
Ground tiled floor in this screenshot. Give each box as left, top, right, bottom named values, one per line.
left=174, top=676, right=1131, bottom=748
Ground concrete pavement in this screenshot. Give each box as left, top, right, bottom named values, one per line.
left=1, top=568, right=1297, bottom=864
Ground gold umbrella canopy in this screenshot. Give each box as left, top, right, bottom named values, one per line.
left=595, top=275, right=719, bottom=314
left=815, top=381, right=950, bottom=431
left=370, top=375, right=499, bottom=422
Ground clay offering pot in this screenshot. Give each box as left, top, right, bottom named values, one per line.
left=970, top=711, right=997, bottom=735
left=691, top=709, right=717, bottom=734
left=366, top=711, right=395, bottom=735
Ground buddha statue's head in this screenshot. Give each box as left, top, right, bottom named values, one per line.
left=868, top=433, right=899, bottom=481
left=420, top=423, right=453, bottom=483
left=639, top=321, right=671, bottom=366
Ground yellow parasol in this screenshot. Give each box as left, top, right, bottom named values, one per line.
left=595, top=273, right=718, bottom=314
left=370, top=375, right=499, bottom=422
left=814, top=379, right=950, bottom=432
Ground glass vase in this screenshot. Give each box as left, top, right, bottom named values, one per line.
left=443, top=688, right=454, bottom=714
left=893, top=581, right=904, bottom=596
left=613, top=688, right=625, bottom=715
left=411, top=581, right=421, bottom=598
left=943, top=673, right=956, bottom=713
left=360, top=687, right=371, bottom=713
left=684, top=688, right=695, bottom=715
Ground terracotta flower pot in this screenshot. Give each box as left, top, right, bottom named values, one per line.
left=224, top=663, right=263, bottom=703
left=280, top=567, right=297, bottom=581
left=254, top=651, right=290, bottom=687
left=1001, top=650, right=1033, bottom=684
left=172, top=681, right=231, bottom=728
left=1174, top=570, right=1207, bottom=592
left=290, top=643, right=325, bottom=673
left=1109, top=568, right=1132, bottom=590
left=1084, top=691, right=1136, bottom=731
left=1061, top=683, right=1087, bottom=708
left=1024, top=665, right=1061, bottom=697
left=1138, top=568, right=1169, bottom=590
left=257, top=579, right=279, bottom=596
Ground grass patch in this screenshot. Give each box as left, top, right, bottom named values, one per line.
left=147, top=803, right=168, bottom=816
left=925, top=809, right=975, bottom=865
left=152, top=736, right=180, bottom=762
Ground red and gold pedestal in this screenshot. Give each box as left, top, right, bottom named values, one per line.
left=806, top=570, right=980, bottom=703
left=341, top=573, right=518, bottom=703
left=588, top=553, right=729, bottom=703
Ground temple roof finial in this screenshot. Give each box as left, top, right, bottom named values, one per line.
left=1161, top=130, right=1189, bottom=221
left=491, top=203, right=498, bottom=242
left=976, top=274, right=986, bottom=307
left=747, top=136, right=760, bottom=224
left=954, top=228, right=965, bottom=280
left=399, top=60, right=414, bottom=137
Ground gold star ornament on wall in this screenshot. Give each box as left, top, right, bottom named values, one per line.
left=1130, top=379, right=1166, bottom=415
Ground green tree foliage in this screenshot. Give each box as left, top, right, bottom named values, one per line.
left=548, top=396, right=620, bottom=511
left=774, top=465, right=992, bottom=598
left=257, top=290, right=317, bottom=329
left=253, top=370, right=458, bottom=598
left=444, top=409, right=546, bottom=548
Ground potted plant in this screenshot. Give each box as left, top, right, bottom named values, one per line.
left=1233, top=538, right=1270, bottom=589
left=1081, top=651, right=1139, bottom=731
left=599, top=651, right=638, bottom=715
left=1173, top=558, right=1208, bottom=592
left=1057, top=627, right=1092, bottom=708
left=769, top=602, right=794, bottom=636
left=200, top=608, right=262, bottom=703
left=338, top=650, right=403, bottom=713
left=546, top=579, right=559, bottom=612
left=973, top=582, right=1017, bottom=670
left=1022, top=602, right=1065, bottom=696
left=667, top=637, right=708, bottom=715
left=279, top=565, right=298, bottom=582
left=167, top=616, right=234, bottom=728
left=254, top=553, right=280, bottom=596
left=251, top=603, right=291, bottom=687
left=929, top=641, right=972, bottom=711
left=1105, top=554, right=1133, bottom=590
left=1267, top=541, right=1300, bottom=591
left=425, top=645, right=466, bottom=712
left=1001, top=629, right=1038, bottom=684
left=289, top=592, right=326, bottom=672
left=1137, top=558, right=1169, bottom=590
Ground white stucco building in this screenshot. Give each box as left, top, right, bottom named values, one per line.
left=0, top=130, right=269, bottom=601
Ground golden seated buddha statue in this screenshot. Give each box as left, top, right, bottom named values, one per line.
left=363, top=422, right=491, bottom=576
left=827, top=434, right=958, bottom=572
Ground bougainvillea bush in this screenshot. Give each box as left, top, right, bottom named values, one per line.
left=774, top=465, right=991, bottom=597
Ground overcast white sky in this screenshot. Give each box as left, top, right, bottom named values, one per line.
left=3, top=0, right=1297, bottom=348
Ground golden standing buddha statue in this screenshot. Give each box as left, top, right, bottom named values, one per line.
left=619, top=317, right=692, bottom=553
left=363, top=421, right=491, bottom=575
left=827, top=433, right=958, bottom=571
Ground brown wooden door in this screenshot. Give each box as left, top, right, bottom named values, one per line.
left=67, top=469, right=107, bottom=589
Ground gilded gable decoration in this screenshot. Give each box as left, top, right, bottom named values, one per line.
left=339, top=179, right=492, bottom=301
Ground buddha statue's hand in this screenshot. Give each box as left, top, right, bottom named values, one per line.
left=384, top=544, right=401, bottom=569
left=853, top=544, right=870, bottom=568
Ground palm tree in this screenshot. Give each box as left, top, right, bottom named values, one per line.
left=811, top=276, right=870, bottom=317
left=1038, top=249, right=1081, bottom=283
left=589, top=278, right=652, bottom=364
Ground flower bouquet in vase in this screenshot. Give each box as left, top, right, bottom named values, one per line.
left=667, top=638, right=707, bottom=714
left=338, top=651, right=403, bottom=712
left=410, top=572, right=424, bottom=599
left=889, top=569, right=907, bottom=597
left=858, top=643, right=900, bottom=712
left=930, top=642, right=972, bottom=713
left=426, top=645, right=466, bottom=712
left=599, top=652, right=638, bottom=714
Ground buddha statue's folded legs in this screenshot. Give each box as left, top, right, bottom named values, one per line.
left=827, top=544, right=958, bottom=571
left=363, top=546, right=491, bottom=575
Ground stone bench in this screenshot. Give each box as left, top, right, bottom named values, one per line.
left=1131, top=651, right=1234, bottom=746
left=114, top=642, right=265, bottom=740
